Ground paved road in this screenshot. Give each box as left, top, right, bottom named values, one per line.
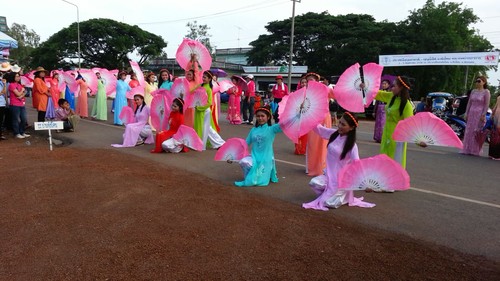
left=25, top=99, right=500, bottom=261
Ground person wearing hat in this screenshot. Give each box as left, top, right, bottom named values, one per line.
left=113, top=70, right=132, bottom=125
left=112, top=92, right=154, bottom=147
left=0, top=62, right=11, bottom=72
left=32, top=66, right=50, bottom=122
left=242, top=74, right=256, bottom=124
left=11, top=64, right=21, bottom=73
left=271, top=75, right=288, bottom=123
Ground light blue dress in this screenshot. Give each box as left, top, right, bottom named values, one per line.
left=159, top=81, right=173, bottom=90
left=114, top=80, right=131, bottom=125
left=235, top=123, right=282, bottom=187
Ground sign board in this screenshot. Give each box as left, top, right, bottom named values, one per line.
left=379, top=52, right=499, bottom=67
left=242, top=65, right=308, bottom=74
left=34, top=121, right=64, bottom=130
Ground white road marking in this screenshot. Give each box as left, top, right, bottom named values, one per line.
left=275, top=159, right=500, bottom=209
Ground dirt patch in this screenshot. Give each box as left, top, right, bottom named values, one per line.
left=0, top=138, right=498, bottom=280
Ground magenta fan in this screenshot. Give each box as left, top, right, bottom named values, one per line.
left=333, top=62, right=383, bottom=113
left=277, top=95, right=289, bottom=117
left=279, top=81, right=329, bottom=143
left=150, top=94, right=171, bottom=131
left=126, top=86, right=144, bottom=99
left=338, top=154, right=410, bottom=192
left=185, top=87, right=208, bottom=108
left=232, top=75, right=248, bottom=92
left=61, top=71, right=79, bottom=94
left=171, top=78, right=190, bottom=99
left=392, top=112, right=463, bottom=149
left=118, top=106, right=135, bottom=125
left=214, top=138, right=248, bottom=161
left=20, top=75, right=33, bottom=88
left=172, top=125, right=204, bottom=151
left=176, top=38, right=212, bottom=72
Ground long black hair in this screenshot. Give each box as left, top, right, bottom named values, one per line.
left=202, top=70, right=213, bottom=89
left=173, top=97, right=184, bottom=114
left=327, top=112, right=358, bottom=160
left=158, top=69, right=171, bottom=87
left=134, top=94, right=146, bottom=114
left=389, top=76, right=411, bottom=116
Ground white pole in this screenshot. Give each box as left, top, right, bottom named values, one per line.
left=62, top=0, right=81, bottom=69
left=287, top=0, right=301, bottom=89
left=48, top=129, right=53, bottom=151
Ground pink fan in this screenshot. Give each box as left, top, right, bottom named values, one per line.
left=119, top=106, right=135, bottom=125
left=172, top=125, right=204, bottom=151
left=170, top=78, right=190, bottom=99
left=279, top=81, right=329, bottom=143
left=95, top=68, right=117, bottom=97
left=52, top=70, right=67, bottom=93
left=217, top=80, right=235, bottom=93
left=79, top=69, right=99, bottom=94
left=392, top=112, right=463, bottom=149
left=185, top=87, right=208, bottom=108
left=20, top=76, right=33, bottom=88
left=61, top=71, right=79, bottom=93
left=333, top=62, right=384, bottom=113
left=150, top=94, right=171, bottom=131
left=176, top=38, right=212, bottom=71
left=126, top=86, right=144, bottom=99
left=277, top=94, right=289, bottom=117
left=214, top=138, right=248, bottom=161
left=338, top=154, right=410, bottom=192
left=129, top=60, right=145, bottom=87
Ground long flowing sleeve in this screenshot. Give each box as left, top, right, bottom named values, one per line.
left=375, top=90, right=393, bottom=103
left=313, top=124, right=335, bottom=140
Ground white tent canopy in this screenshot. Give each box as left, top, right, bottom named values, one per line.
left=0, top=31, right=18, bottom=49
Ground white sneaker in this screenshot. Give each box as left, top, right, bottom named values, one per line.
left=22, top=133, right=31, bottom=138
left=15, top=134, right=25, bottom=139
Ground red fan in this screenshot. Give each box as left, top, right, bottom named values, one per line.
left=338, top=154, right=410, bottom=192
left=214, top=138, right=248, bottom=161
left=118, top=106, right=135, bottom=125
left=333, top=62, right=384, bottom=113
left=172, top=125, right=204, bottom=151
left=185, top=87, right=208, bottom=108
left=392, top=112, right=463, bottom=149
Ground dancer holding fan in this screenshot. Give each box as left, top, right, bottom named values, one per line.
left=373, top=76, right=414, bottom=168
left=303, top=112, right=375, bottom=211
left=151, top=98, right=189, bottom=153
left=111, top=93, right=153, bottom=147
left=235, top=107, right=282, bottom=187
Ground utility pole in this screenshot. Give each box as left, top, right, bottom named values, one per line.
left=287, top=0, right=301, bottom=89
left=62, top=0, right=81, bottom=69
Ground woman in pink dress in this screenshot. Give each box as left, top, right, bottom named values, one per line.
left=226, top=76, right=242, bottom=124
left=303, top=112, right=374, bottom=211
left=50, top=72, right=61, bottom=108
left=112, top=93, right=154, bottom=147
left=75, top=74, right=89, bottom=118
left=461, top=76, right=491, bottom=156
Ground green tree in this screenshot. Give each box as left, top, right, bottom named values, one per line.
left=6, top=23, right=40, bottom=67
left=185, top=21, right=213, bottom=54
left=29, top=18, right=167, bottom=70
left=247, top=12, right=399, bottom=76
left=391, top=0, right=494, bottom=97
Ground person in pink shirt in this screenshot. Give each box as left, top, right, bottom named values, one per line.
left=271, top=75, right=288, bottom=123
left=242, top=74, right=256, bottom=124
left=7, top=72, right=30, bottom=139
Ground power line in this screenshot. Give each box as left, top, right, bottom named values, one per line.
left=135, top=0, right=288, bottom=25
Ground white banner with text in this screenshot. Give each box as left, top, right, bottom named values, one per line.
left=379, top=52, right=499, bottom=67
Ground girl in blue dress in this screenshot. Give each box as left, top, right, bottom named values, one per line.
left=235, top=107, right=283, bottom=187
left=113, top=71, right=131, bottom=125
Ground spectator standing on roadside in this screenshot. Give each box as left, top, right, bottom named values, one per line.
left=271, top=75, right=288, bottom=123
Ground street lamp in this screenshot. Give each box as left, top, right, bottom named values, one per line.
left=287, top=0, right=301, bottom=89
left=62, top=0, right=81, bottom=69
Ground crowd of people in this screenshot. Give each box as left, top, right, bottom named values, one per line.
left=1, top=58, right=499, bottom=211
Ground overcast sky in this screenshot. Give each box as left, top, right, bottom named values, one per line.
left=2, top=0, right=499, bottom=84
